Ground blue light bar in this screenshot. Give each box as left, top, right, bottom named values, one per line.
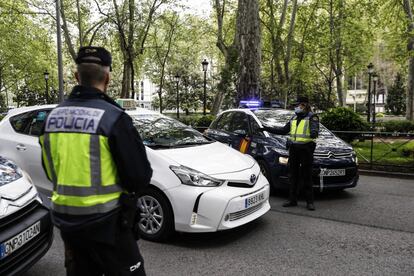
left=239, top=100, right=262, bottom=108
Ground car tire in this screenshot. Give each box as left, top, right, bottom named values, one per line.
left=137, top=187, right=174, bottom=242
left=258, top=159, right=275, bottom=194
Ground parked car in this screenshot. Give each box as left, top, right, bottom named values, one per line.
left=205, top=108, right=359, bottom=191
left=0, top=156, right=53, bottom=275
left=0, top=105, right=270, bottom=241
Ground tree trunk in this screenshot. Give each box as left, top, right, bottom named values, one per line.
left=121, top=62, right=131, bottom=98
left=284, top=0, right=298, bottom=95
left=403, top=0, right=414, bottom=120
left=236, top=0, right=261, bottom=100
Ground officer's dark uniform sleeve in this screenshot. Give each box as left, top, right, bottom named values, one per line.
left=109, top=113, right=152, bottom=194
left=309, top=114, right=319, bottom=139
left=262, top=121, right=291, bottom=135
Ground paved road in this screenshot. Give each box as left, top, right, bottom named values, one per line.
left=25, top=175, right=414, bottom=276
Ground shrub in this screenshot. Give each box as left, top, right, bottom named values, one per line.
left=402, top=141, right=414, bottom=157
left=0, top=114, right=4, bottom=122
left=376, top=112, right=384, bottom=118
left=383, top=120, right=414, bottom=133
left=177, top=115, right=216, bottom=128
left=320, top=107, right=370, bottom=142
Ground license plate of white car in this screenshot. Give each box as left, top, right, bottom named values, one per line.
left=320, top=169, right=346, bottom=177
left=0, top=221, right=41, bottom=260
left=245, top=192, right=265, bottom=209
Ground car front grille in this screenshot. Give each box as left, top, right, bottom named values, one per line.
left=227, top=182, right=255, bottom=188
left=0, top=200, right=39, bottom=229
left=314, top=151, right=353, bottom=159
left=229, top=202, right=265, bottom=221
left=0, top=201, right=53, bottom=275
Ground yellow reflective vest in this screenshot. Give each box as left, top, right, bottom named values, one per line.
left=40, top=101, right=124, bottom=215
left=289, top=114, right=315, bottom=143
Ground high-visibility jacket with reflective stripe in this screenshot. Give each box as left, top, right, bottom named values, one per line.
left=289, top=114, right=315, bottom=144
left=40, top=97, right=124, bottom=215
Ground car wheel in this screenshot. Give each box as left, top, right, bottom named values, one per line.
left=137, top=188, right=174, bottom=242
left=258, top=159, right=275, bottom=194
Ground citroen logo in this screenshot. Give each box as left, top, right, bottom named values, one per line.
left=250, top=174, right=257, bottom=184
left=327, top=151, right=334, bottom=159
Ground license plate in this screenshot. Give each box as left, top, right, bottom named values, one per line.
left=0, top=221, right=41, bottom=260
left=320, top=168, right=346, bottom=177
left=245, top=192, right=265, bottom=209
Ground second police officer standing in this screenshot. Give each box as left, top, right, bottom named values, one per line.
left=39, top=46, right=152, bottom=275
left=262, top=96, right=319, bottom=211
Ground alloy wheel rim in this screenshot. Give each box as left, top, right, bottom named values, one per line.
left=138, top=195, right=164, bottom=235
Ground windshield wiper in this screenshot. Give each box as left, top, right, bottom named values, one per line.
left=145, top=143, right=173, bottom=149
left=174, top=141, right=213, bottom=147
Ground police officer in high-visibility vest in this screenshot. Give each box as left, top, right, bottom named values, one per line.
left=263, top=96, right=319, bottom=211
left=39, top=46, right=152, bottom=275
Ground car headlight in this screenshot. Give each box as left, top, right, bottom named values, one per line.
left=278, top=157, right=289, bottom=165
left=0, top=161, right=23, bottom=185
left=170, top=165, right=224, bottom=187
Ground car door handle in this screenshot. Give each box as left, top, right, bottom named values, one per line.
left=16, top=144, right=27, bottom=151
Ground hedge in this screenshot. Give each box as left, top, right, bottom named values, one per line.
left=320, top=107, right=370, bottom=142
left=382, top=120, right=414, bottom=133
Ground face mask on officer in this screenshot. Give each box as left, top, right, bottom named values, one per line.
left=294, top=105, right=305, bottom=114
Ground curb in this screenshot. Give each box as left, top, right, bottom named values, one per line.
left=359, top=169, right=414, bottom=179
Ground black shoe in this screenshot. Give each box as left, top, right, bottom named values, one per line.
left=306, top=203, right=315, bottom=211
left=282, top=201, right=297, bottom=207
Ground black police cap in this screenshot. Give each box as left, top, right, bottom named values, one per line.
left=75, top=46, right=112, bottom=70
left=295, top=96, right=309, bottom=105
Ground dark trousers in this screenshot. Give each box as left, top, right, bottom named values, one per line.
left=288, top=143, right=315, bottom=204
left=61, top=227, right=146, bottom=276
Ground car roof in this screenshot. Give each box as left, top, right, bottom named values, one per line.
left=6, top=104, right=57, bottom=116
left=219, top=108, right=294, bottom=117
left=5, top=104, right=159, bottom=117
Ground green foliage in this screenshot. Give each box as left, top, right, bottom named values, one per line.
left=386, top=73, right=406, bottom=115
left=177, top=115, right=216, bottom=127
left=402, top=141, right=414, bottom=157
left=382, top=120, right=414, bottom=133
left=0, top=93, right=6, bottom=113
left=321, top=107, right=370, bottom=142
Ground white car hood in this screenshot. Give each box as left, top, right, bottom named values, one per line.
left=158, top=142, right=255, bottom=175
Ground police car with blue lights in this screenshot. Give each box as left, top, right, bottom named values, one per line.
left=205, top=100, right=359, bottom=192
left=0, top=104, right=270, bottom=242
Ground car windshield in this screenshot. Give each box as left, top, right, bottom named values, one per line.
left=253, top=109, right=332, bottom=137
left=130, top=114, right=211, bottom=148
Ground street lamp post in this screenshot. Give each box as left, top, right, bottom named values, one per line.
left=201, top=59, right=209, bottom=115
left=372, top=73, right=379, bottom=128
left=367, top=63, right=374, bottom=123
left=44, top=70, right=50, bottom=104
left=174, top=74, right=180, bottom=119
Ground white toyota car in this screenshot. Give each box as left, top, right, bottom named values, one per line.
left=0, top=105, right=270, bottom=241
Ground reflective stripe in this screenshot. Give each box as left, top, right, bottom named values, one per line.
left=52, top=198, right=120, bottom=215
left=43, top=134, right=58, bottom=190
left=90, top=135, right=102, bottom=188
left=56, top=184, right=122, bottom=196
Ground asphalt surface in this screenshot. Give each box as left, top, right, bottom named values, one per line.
left=25, top=175, right=414, bottom=276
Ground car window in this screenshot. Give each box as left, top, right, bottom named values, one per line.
left=215, top=112, right=233, bottom=132
left=230, top=112, right=249, bottom=134
left=130, top=114, right=211, bottom=148
left=28, top=110, right=49, bottom=136
left=249, top=116, right=265, bottom=137
left=10, top=112, right=33, bottom=135
left=9, top=110, right=50, bottom=137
